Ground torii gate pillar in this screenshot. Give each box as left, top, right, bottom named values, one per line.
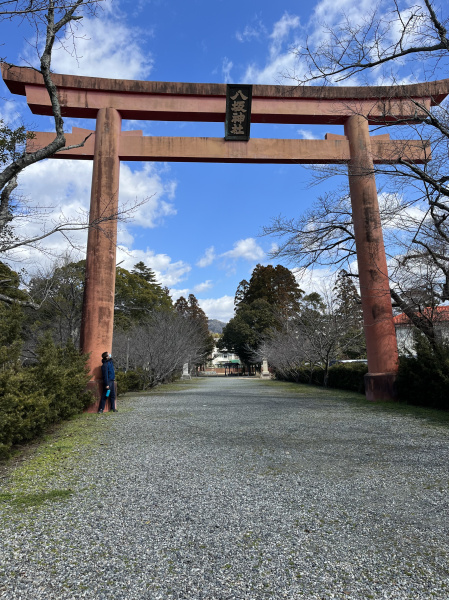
left=345, top=115, right=399, bottom=400
left=80, top=108, right=121, bottom=409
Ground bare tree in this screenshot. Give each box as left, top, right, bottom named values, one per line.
left=293, top=0, right=449, bottom=85
left=1, top=1, right=103, bottom=196
left=266, top=5, right=449, bottom=343
left=285, top=4, right=449, bottom=264
left=113, top=311, right=212, bottom=389
left=259, top=328, right=307, bottom=383
left=263, top=183, right=449, bottom=346
left=260, top=286, right=365, bottom=386
left=0, top=1, right=109, bottom=302
left=262, top=1, right=449, bottom=347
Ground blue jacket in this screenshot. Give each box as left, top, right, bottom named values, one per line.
left=101, top=358, right=115, bottom=386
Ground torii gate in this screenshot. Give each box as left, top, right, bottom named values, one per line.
left=2, top=64, right=448, bottom=405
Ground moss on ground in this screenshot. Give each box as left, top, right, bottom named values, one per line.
left=0, top=489, right=73, bottom=508
left=260, top=379, right=449, bottom=427
left=124, top=377, right=204, bottom=396
left=0, top=378, right=203, bottom=504
left=0, top=410, right=116, bottom=516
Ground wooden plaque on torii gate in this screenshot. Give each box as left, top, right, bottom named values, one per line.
left=2, top=63, right=449, bottom=405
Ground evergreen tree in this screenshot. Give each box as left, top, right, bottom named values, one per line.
left=114, top=264, right=173, bottom=329
left=0, top=263, right=28, bottom=367
left=300, top=292, right=326, bottom=314
left=234, top=279, right=249, bottom=308
left=333, top=270, right=365, bottom=359
left=221, top=264, right=302, bottom=365
left=219, top=299, right=276, bottom=365
left=28, top=260, right=85, bottom=345
left=174, top=296, right=189, bottom=316
left=238, top=264, right=303, bottom=317
left=333, top=270, right=363, bottom=325
left=131, top=261, right=159, bottom=284
left=175, top=294, right=215, bottom=362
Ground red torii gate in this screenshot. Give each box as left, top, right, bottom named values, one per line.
left=2, top=64, right=448, bottom=404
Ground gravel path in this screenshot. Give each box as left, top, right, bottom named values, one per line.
left=1, top=377, right=449, bottom=599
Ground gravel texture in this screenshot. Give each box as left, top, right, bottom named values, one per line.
left=1, top=377, right=449, bottom=599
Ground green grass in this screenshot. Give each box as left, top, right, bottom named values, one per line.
left=0, top=377, right=204, bottom=511
left=123, top=377, right=205, bottom=396
left=0, top=489, right=73, bottom=507
left=0, top=409, right=114, bottom=515
left=260, top=378, right=449, bottom=427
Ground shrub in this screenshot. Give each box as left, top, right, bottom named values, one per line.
left=116, top=369, right=146, bottom=395
left=115, top=370, right=129, bottom=395
left=0, top=334, right=93, bottom=459
left=274, top=362, right=367, bottom=394
left=275, top=366, right=326, bottom=386
left=33, top=334, right=93, bottom=421
left=0, top=369, right=51, bottom=459
left=0, top=302, right=23, bottom=368
left=396, top=336, right=449, bottom=410
left=327, top=363, right=368, bottom=394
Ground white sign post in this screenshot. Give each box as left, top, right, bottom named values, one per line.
left=181, top=362, right=191, bottom=380
left=260, top=358, right=270, bottom=379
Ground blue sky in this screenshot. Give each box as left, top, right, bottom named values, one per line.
left=0, top=0, right=441, bottom=320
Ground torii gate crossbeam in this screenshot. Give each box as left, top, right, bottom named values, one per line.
left=3, top=64, right=448, bottom=406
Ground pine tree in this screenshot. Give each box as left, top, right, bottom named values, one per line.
left=174, top=296, right=189, bottom=316
left=333, top=270, right=365, bottom=359
left=333, top=270, right=363, bottom=326
left=240, top=264, right=303, bottom=317
left=221, top=264, right=303, bottom=365
left=234, top=279, right=249, bottom=308
left=131, top=261, right=159, bottom=284
left=175, top=294, right=214, bottom=361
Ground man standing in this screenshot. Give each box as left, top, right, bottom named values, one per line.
left=99, top=351, right=117, bottom=413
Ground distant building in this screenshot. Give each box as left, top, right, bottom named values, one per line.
left=393, top=305, right=449, bottom=354
left=206, top=346, right=242, bottom=374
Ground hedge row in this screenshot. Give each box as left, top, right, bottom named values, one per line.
left=116, top=369, right=145, bottom=395
left=274, top=339, right=449, bottom=411
left=275, top=363, right=368, bottom=394
left=0, top=335, right=93, bottom=459
left=396, top=337, right=449, bottom=410
left=115, top=368, right=179, bottom=395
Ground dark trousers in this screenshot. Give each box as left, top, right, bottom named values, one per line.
left=99, top=381, right=116, bottom=411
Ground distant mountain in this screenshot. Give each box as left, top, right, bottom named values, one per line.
left=208, top=319, right=226, bottom=334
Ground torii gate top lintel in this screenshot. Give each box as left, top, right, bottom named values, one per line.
left=2, top=63, right=449, bottom=125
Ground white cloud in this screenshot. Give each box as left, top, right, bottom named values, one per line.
left=295, top=267, right=337, bottom=295
left=7, top=158, right=177, bottom=270
left=116, top=247, right=191, bottom=288
left=119, top=163, right=177, bottom=229
left=50, top=13, right=152, bottom=79
left=222, top=58, right=233, bottom=83
left=242, top=12, right=301, bottom=84
left=197, top=246, right=216, bottom=267
left=169, top=281, right=214, bottom=303
left=307, top=0, right=420, bottom=84
left=236, top=21, right=267, bottom=43
left=197, top=295, right=235, bottom=322
left=193, top=280, right=214, bottom=294
left=10, top=160, right=93, bottom=266
left=0, top=100, right=22, bottom=125
left=270, top=13, right=300, bottom=48
left=169, top=288, right=190, bottom=302
left=18, top=159, right=176, bottom=229
left=311, top=0, right=374, bottom=33
left=297, top=129, right=319, bottom=140
left=221, top=238, right=265, bottom=262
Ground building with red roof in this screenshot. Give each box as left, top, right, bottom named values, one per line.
left=393, top=306, right=449, bottom=353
